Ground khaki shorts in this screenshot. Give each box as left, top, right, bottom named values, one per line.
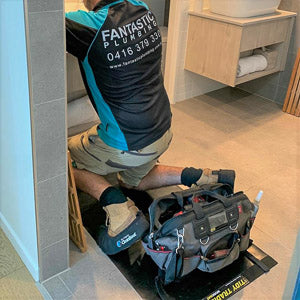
left=68, top=125, right=173, bottom=187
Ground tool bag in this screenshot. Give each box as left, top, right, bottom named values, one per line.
left=142, top=183, right=254, bottom=289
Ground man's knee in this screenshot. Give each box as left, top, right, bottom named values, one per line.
left=117, top=178, right=140, bottom=190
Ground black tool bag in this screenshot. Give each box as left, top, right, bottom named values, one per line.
left=142, top=183, right=254, bottom=289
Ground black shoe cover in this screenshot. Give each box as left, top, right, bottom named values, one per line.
left=97, top=211, right=149, bottom=255
left=216, top=169, right=236, bottom=189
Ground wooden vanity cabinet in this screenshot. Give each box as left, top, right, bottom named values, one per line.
left=185, top=10, right=296, bottom=87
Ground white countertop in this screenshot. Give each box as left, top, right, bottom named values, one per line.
left=188, top=9, right=297, bottom=26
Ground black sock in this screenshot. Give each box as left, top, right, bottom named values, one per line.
left=99, top=187, right=127, bottom=207
left=181, top=167, right=203, bottom=187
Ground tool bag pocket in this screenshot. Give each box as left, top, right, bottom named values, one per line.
left=198, top=232, right=240, bottom=273
left=181, top=256, right=202, bottom=277
left=144, top=246, right=173, bottom=270
left=143, top=235, right=177, bottom=270
left=239, top=228, right=251, bottom=252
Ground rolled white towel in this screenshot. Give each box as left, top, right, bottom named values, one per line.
left=67, top=95, right=100, bottom=129
left=237, top=55, right=268, bottom=78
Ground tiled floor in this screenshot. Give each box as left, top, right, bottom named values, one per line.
left=162, top=87, right=300, bottom=299
left=0, top=228, right=43, bottom=299
left=1, top=87, right=299, bottom=299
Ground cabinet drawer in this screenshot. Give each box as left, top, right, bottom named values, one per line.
left=240, top=18, right=290, bottom=52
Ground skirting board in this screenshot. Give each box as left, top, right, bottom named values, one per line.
left=0, top=212, right=39, bottom=281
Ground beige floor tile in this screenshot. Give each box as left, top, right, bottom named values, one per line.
left=248, top=171, right=300, bottom=251
left=0, top=267, right=43, bottom=300
left=229, top=113, right=300, bottom=155
left=0, top=229, right=24, bottom=279
left=173, top=98, right=254, bottom=135
left=69, top=269, right=141, bottom=300
left=160, top=134, right=225, bottom=169
left=230, top=234, right=288, bottom=300
left=237, top=226, right=294, bottom=300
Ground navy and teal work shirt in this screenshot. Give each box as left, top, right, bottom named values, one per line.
left=66, top=0, right=172, bottom=151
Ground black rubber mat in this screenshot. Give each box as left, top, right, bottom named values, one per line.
left=109, top=243, right=277, bottom=300
left=79, top=188, right=277, bottom=300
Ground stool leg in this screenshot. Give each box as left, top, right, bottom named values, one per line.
left=68, top=151, right=87, bottom=253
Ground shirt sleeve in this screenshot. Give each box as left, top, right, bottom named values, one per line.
left=65, top=11, right=98, bottom=61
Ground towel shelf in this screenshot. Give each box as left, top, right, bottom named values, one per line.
left=184, top=9, right=296, bottom=87
left=235, top=66, right=281, bottom=85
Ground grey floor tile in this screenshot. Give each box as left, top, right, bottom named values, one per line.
left=237, top=73, right=280, bottom=102
left=36, top=281, right=53, bottom=300
left=205, top=86, right=252, bottom=102
left=42, top=276, right=72, bottom=300
left=256, top=83, right=278, bottom=103
left=198, top=96, right=262, bottom=120
left=0, top=229, right=24, bottom=279
left=68, top=269, right=141, bottom=300
left=240, top=93, right=276, bottom=108
left=60, top=232, right=130, bottom=297
left=68, top=230, right=112, bottom=268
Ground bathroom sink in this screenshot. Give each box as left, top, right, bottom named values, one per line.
left=210, top=0, right=281, bottom=18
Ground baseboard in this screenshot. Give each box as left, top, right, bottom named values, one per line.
left=0, top=212, right=39, bottom=281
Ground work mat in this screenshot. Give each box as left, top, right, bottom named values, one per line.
left=78, top=188, right=277, bottom=300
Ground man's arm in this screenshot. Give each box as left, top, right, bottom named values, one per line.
left=65, top=11, right=98, bottom=61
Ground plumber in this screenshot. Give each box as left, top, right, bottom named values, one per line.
left=66, top=0, right=235, bottom=255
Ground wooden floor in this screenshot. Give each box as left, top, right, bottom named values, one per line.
left=0, top=228, right=43, bottom=299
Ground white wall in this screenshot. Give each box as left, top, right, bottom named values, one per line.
left=0, top=0, right=39, bottom=281
left=164, top=0, right=224, bottom=103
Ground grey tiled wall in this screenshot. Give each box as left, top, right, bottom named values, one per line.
left=142, top=0, right=166, bottom=26
left=237, top=1, right=299, bottom=105
left=26, top=0, right=68, bottom=281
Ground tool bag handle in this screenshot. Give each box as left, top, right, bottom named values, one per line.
left=148, top=184, right=234, bottom=235
left=148, top=194, right=179, bottom=235
left=173, top=189, right=233, bottom=208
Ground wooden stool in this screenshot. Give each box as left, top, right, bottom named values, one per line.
left=68, top=151, right=87, bottom=252
left=283, top=48, right=300, bottom=116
